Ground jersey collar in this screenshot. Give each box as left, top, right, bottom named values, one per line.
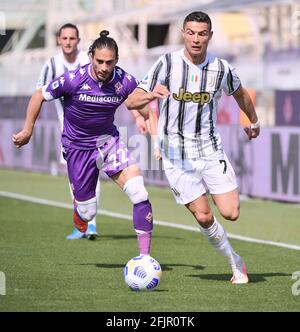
left=181, top=49, right=210, bottom=69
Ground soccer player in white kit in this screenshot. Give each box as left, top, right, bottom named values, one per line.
left=36, top=23, right=99, bottom=240
left=126, top=11, right=260, bottom=284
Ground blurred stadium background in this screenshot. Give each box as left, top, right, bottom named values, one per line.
left=1, top=0, right=300, bottom=312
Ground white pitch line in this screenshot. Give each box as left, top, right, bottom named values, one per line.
left=1, top=190, right=300, bottom=251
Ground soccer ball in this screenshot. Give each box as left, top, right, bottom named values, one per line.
left=124, top=255, right=162, bottom=291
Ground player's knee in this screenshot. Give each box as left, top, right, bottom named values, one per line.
left=123, top=176, right=148, bottom=205
left=221, top=206, right=240, bottom=221
left=194, top=210, right=214, bottom=227
left=75, top=197, right=97, bottom=221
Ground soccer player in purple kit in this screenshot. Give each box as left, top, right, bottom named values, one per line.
left=36, top=23, right=99, bottom=240
left=12, top=30, right=154, bottom=256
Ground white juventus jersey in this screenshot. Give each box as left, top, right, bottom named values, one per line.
left=36, top=50, right=90, bottom=130
left=138, top=49, right=241, bottom=159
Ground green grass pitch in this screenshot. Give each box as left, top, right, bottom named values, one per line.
left=0, top=169, right=300, bottom=311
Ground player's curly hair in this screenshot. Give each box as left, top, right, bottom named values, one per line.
left=88, top=30, right=119, bottom=59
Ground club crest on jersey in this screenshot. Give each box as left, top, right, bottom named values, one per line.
left=172, top=88, right=211, bottom=104
left=207, top=72, right=217, bottom=88
left=114, top=82, right=123, bottom=94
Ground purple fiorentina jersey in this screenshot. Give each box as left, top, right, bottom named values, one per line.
left=42, top=63, right=138, bottom=149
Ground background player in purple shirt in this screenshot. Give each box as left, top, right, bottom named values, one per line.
left=12, top=30, right=154, bottom=257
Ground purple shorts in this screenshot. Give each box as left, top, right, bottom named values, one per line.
left=65, top=132, right=135, bottom=201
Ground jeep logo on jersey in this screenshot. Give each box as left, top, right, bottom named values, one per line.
left=173, top=88, right=211, bottom=104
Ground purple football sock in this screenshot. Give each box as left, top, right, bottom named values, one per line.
left=133, top=200, right=153, bottom=255
left=137, top=232, right=152, bottom=255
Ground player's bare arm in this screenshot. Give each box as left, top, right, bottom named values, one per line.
left=126, top=85, right=170, bottom=110
left=148, top=106, right=161, bottom=160
left=12, top=89, right=45, bottom=148
left=233, top=86, right=260, bottom=140
left=131, top=109, right=148, bottom=134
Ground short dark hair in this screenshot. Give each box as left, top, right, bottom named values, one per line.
left=183, top=11, right=212, bottom=30
left=58, top=23, right=79, bottom=38
left=88, top=30, right=119, bottom=60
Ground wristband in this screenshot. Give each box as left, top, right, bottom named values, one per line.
left=250, top=120, right=260, bottom=129
left=153, top=141, right=159, bottom=149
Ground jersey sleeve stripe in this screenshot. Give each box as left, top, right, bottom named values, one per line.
left=50, top=57, right=56, bottom=80
left=163, top=53, right=172, bottom=136
left=227, top=68, right=235, bottom=94
left=229, top=81, right=242, bottom=96
left=42, top=65, right=49, bottom=86
left=216, top=59, right=225, bottom=92
left=149, top=60, right=163, bottom=92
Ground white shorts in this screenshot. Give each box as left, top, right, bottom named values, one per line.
left=162, top=150, right=238, bottom=205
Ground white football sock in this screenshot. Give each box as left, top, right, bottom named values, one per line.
left=199, top=217, right=240, bottom=266
left=68, top=179, right=101, bottom=228
left=89, top=180, right=100, bottom=227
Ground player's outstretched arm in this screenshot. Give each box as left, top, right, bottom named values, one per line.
left=233, top=86, right=260, bottom=140
left=148, top=105, right=161, bottom=160
left=126, top=85, right=170, bottom=110
left=12, top=89, right=45, bottom=148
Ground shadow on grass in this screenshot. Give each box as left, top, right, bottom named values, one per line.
left=188, top=272, right=290, bottom=283
left=94, top=263, right=205, bottom=272
left=62, top=262, right=205, bottom=272
left=95, top=234, right=184, bottom=241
